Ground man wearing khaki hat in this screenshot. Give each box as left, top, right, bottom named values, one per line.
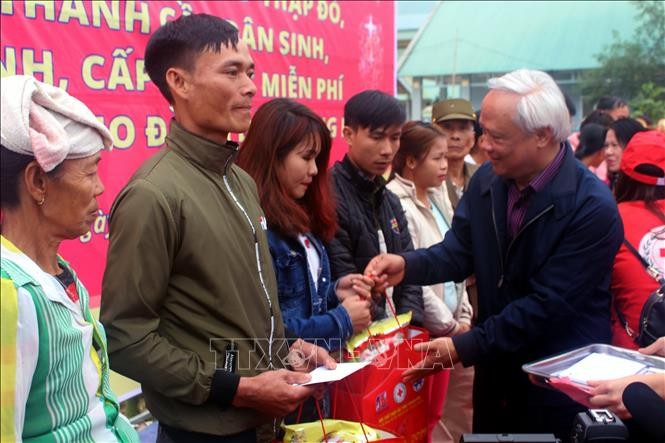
left=432, top=98, right=479, bottom=210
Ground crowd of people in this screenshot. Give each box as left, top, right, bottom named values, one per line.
left=1, top=12, right=664, bottom=443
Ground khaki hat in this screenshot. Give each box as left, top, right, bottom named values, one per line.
left=432, top=99, right=476, bottom=123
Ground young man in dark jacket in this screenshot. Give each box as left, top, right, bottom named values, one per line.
left=366, top=70, right=623, bottom=440
left=328, top=90, right=424, bottom=325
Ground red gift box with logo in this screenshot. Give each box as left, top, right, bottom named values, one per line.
left=330, top=314, right=429, bottom=443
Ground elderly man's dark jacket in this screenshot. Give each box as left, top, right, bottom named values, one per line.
left=402, top=145, right=623, bottom=436
left=328, top=154, right=424, bottom=325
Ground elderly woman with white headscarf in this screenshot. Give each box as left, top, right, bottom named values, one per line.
left=0, top=76, right=138, bottom=443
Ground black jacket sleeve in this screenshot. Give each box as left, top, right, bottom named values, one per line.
left=328, top=182, right=361, bottom=280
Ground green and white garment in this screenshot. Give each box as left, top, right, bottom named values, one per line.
left=0, top=236, right=138, bottom=443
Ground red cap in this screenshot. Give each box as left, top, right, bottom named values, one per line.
left=620, top=130, right=665, bottom=186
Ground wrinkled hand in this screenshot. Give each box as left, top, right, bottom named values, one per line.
left=364, top=254, right=406, bottom=295
left=336, top=274, right=375, bottom=302
left=639, top=337, right=665, bottom=357
left=587, top=375, right=646, bottom=419
left=232, top=369, right=317, bottom=416
left=288, top=338, right=337, bottom=373
left=342, top=295, right=372, bottom=333
left=403, top=337, right=458, bottom=383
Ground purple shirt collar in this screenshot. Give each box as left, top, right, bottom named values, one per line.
left=525, top=143, right=567, bottom=193
left=506, top=144, right=566, bottom=238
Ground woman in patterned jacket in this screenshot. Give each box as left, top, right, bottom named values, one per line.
left=0, top=75, right=138, bottom=443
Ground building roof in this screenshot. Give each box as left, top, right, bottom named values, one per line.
left=399, top=1, right=639, bottom=77
left=397, top=0, right=438, bottom=31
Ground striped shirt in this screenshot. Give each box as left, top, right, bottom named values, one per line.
left=0, top=236, right=138, bottom=443
left=507, top=145, right=566, bottom=239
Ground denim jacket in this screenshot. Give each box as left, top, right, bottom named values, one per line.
left=268, top=230, right=353, bottom=350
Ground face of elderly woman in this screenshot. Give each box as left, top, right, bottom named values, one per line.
left=42, top=153, right=104, bottom=238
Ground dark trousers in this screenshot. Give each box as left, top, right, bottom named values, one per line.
left=156, top=423, right=257, bottom=443
left=472, top=364, right=585, bottom=442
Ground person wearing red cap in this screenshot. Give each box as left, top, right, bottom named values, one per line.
left=611, top=130, right=665, bottom=350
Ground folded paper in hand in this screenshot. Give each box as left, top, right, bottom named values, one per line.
left=299, top=362, right=371, bottom=386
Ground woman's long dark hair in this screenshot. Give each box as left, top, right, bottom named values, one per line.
left=611, top=118, right=646, bottom=148
left=237, top=99, right=337, bottom=241
left=607, top=118, right=647, bottom=190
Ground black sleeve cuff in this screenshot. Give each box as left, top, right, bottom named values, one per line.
left=210, top=370, right=241, bottom=408
left=451, top=328, right=481, bottom=367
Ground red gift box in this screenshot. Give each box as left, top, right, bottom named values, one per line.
left=331, top=325, right=430, bottom=443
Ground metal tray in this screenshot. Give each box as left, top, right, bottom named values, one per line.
left=522, top=343, right=665, bottom=388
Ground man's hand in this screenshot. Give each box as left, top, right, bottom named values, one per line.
left=231, top=369, right=317, bottom=416
left=341, top=295, right=372, bottom=333
left=336, top=274, right=375, bottom=302
left=639, top=336, right=665, bottom=357
left=403, top=337, right=458, bottom=383
left=287, top=339, right=337, bottom=373
left=364, top=254, right=406, bottom=294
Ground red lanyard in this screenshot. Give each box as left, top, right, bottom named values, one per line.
left=62, top=281, right=80, bottom=304
left=55, top=271, right=80, bottom=304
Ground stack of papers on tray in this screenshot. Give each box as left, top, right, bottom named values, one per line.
left=553, top=352, right=647, bottom=384
left=523, top=344, right=665, bottom=408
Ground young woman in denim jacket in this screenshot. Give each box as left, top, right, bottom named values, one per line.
left=237, top=99, right=373, bottom=353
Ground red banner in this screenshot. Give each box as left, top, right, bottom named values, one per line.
left=1, top=0, right=395, bottom=306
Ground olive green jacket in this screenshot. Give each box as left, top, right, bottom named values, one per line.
left=101, top=121, right=288, bottom=437
left=445, top=161, right=479, bottom=210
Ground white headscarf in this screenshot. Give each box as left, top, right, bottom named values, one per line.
left=1, top=75, right=113, bottom=172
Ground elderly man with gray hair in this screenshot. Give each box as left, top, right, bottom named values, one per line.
left=366, top=69, right=623, bottom=439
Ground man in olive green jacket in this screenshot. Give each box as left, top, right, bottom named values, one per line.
left=101, top=14, right=332, bottom=443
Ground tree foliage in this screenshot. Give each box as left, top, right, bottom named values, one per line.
left=581, top=1, right=665, bottom=120
left=631, top=83, right=665, bottom=122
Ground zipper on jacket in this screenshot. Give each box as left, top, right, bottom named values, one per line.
left=370, top=196, right=385, bottom=259
left=491, top=185, right=554, bottom=288
left=490, top=187, right=506, bottom=288
left=505, top=204, right=554, bottom=260
left=222, top=155, right=275, bottom=370
left=371, top=195, right=381, bottom=231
